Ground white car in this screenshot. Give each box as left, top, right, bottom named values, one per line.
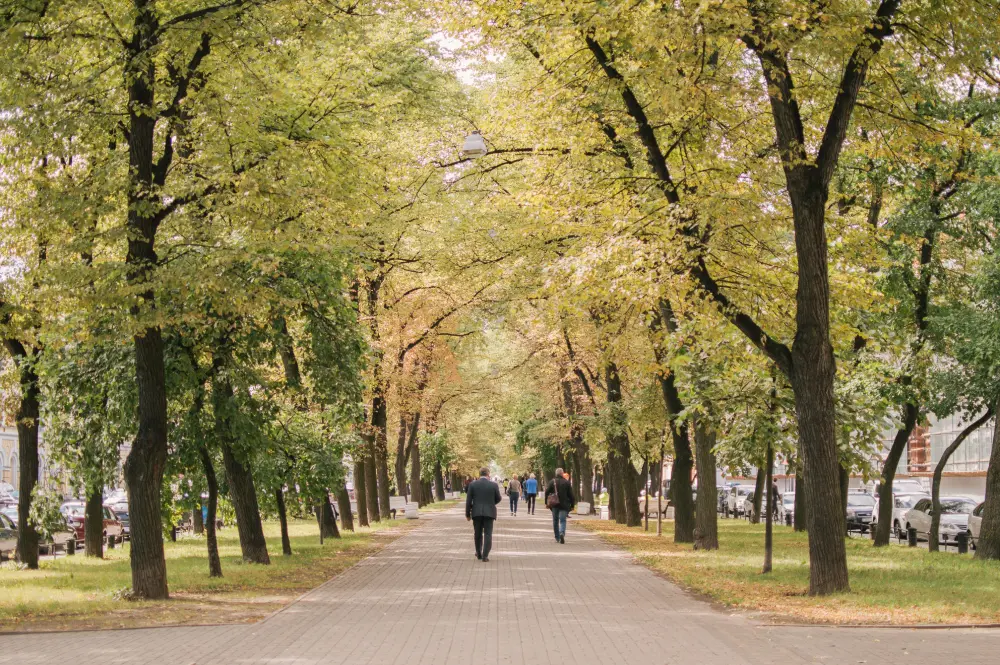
left=903, top=496, right=978, bottom=545
left=725, top=485, right=753, bottom=518
left=969, top=502, right=985, bottom=549
left=883, top=493, right=929, bottom=540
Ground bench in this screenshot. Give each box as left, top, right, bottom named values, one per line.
left=348, top=496, right=409, bottom=519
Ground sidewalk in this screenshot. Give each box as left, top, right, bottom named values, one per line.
left=1, top=505, right=999, bottom=664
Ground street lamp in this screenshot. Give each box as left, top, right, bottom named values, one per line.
left=461, top=130, right=488, bottom=158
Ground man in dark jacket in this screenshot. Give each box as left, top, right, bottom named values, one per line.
left=465, top=467, right=502, bottom=562
left=544, top=467, right=576, bottom=544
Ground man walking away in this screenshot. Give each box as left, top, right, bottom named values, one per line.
left=524, top=473, right=538, bottom=515
left=466, top=467, right=502, bottom=562
left=508, top=476, right=522, bottom=516
left=545, top=467, right=575, bottom=544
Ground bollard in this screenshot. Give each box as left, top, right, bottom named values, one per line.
left=785, top=513, right=792, bottom=526
left=870, top=525, right=877, bottom=540
left=67, top=539, right=75, bottom=555
left=107, top=534, right=116, bottom=550
left=907, top=527, right=917, bottom=547
left=957, top=531, right=969, bottom=554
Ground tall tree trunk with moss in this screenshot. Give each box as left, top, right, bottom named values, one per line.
left=605, top=361, right=641, bottom=527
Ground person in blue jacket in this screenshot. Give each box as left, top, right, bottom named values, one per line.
left=523, top=473, right=539, bottom=515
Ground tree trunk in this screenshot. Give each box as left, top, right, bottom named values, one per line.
left=763, top=440, right=774, bottom=574
left=122, top=3, right=170, bottom=599
left=930, top=413, right=992, bottom=553
left=220, top=444, right=270, bottom=564
left=580, top=451, right=595, bottom=512
left=371, top=396, right=392, bottom=518
left=192, top=501, right=204, bottom=535
left=276, top=487, right=292, bottom=556
left=793, top=459, right=807, bottom=532
left=606, top=362, right=641, bottom=527
left=751, top=465, right=765, bottom=524
left=606, top=466, right=616, bottom=521
left=976, top=397, right=1000, bottom=560
left=319, top=497, right=340, bottom=540
left=410, top=441, right=422, bottom=507
left=337, top=485, right=355, bottom=532
left=788, top=190, right=849, bottom=594
left=84, top=487, right=105, bottom=558
left=364, top=439, right=380, bottom=523
left=198, top=445, right=222, bottom=578
left=395, top=414, right=409, bottom=497
left=693, top=419, right=719, bottom=551
left=874, top=403, right=918, bottom=545
left=433, top=461, right=446, bottom=501
left=8, top=350, right=40, bottom=569
left=354, top=459, right=369, bottom=528
left=839, top=461, right=850, bottom=522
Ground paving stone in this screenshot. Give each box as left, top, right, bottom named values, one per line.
left=1, top=506, right=998, bottom=664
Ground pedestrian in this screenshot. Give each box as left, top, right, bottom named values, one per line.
left=508, top=475, right=521, bottom=516
left=524, top=473, right=538, bottom=515
left=503, top=477, right=509, bottom=495
left=770, top=479, right=780, bottom=520
left=544, top=467, right=575, bottom=544
left=465, top=467, right=502, bottom=562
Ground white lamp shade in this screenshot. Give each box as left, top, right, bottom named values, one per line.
left=461, top=132, right=488, bottom=158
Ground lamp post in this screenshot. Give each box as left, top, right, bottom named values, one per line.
left=461, top=131, right=487, bottom=158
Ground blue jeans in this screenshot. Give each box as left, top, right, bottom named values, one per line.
left=551, top=508, right=568, bottom=540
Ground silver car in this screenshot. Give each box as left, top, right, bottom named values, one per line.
left=0, top=512, right=16, bottom=561
left=903, top=496, right=978, bottom=545
left=969, top=502, right=985, bottom=549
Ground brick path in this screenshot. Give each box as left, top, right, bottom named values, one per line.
left=2, top=505, right=1000, bottom=664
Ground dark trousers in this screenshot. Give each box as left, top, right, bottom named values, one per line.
left=509, top=492, right=520, bottom=513
left=473, top=516, right=495, bottom=558
left=525, top=494, right=536, bottom=514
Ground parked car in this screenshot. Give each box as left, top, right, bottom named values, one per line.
left=880, top=492, right=929, bottom=540
left=1, top=505, right=18, bottom=526
left=725, top=485, right=753, bottom=518
left=742, top=491, right=772, bottom=521
left=779, top=492, right=795, bottom=525
left=0, top=512, right=75, bottom=558
left=969, top=502, right=985, bottom=549
left=0, top=489, right=15, bottom=508
left=845, top=492, right=876, bottom=533
left=61, top=502, right=125, bottom=544
left=904, top=496, right=978, bottom=545
left=0, top=512, right=16, bottom=561
left=116, top=510, right=130, bottom=540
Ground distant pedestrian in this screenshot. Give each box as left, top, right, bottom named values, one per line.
left=508, top=476, right=522, bottom=515
left=524, top=473, right=538, bottom=515
left=544, top=467, right=576, bottom=544
left=465, top=467, right=502, bottom=562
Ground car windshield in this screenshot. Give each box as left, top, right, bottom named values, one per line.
left=940, top=499, right=977, bottom=515
left=117, top=512, right=129, bottom=519
left=847, top=494, right=875, bottom=508
left=62, top=505, right=85, bottom=517
left=782, top=495, right=795, bottom=506
left=897, top=495, right=923, bottom=509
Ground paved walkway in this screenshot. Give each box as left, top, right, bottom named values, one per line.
left=3, top=505, right=1000, bottom=664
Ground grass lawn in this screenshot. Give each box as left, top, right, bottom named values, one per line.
left=0, top=500, right=459, bottom=633
left=579, top=517, right=1000, bottom=625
